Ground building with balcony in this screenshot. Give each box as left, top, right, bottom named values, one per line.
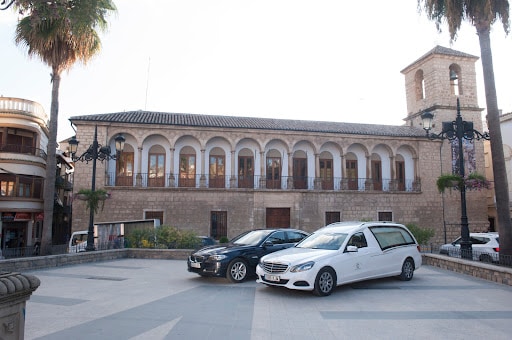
left=69, top=46, right=489, bottom=245
left=0, top=97, right=74, bottom=258
left=0, top=97, right=48, bottom=257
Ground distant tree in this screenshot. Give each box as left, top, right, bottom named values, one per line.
left=418, top=0, right=512, bottom=258
left=14, top=0, right=116, bottom=254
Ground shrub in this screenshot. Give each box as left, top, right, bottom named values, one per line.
left=126, top=225, right=201, bottom=249
left=406, top=223, right=435, bottom=245
left=219, top=236, right=229, bottom=244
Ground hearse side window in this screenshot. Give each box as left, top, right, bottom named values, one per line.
left=369, top=226, right=415, bottom=250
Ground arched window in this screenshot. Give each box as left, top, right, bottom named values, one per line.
left=148, top=145, right=165, bottom=187
left=449, top=65, right=462, bottom=96
left=179, top=146, right=196, bottom=187
left=209, top=147, right=225, bottom=188
left=415, top=70, right=425, bottom=100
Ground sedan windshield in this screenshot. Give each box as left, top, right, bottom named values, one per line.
left=297, top=232, right=348, bottom=250
left=232, top=230, right=273, bottom=246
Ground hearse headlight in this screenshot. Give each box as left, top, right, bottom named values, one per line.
left=290, top=261, right=315, bottom=272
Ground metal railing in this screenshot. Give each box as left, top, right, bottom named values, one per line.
left=422, top=244, right=512, bottom=268
left=106, top=173, right=420, bottom=192
left=0, top=143, right=47, bottom=160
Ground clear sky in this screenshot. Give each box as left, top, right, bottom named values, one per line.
left=1, top=0, right=511, bottom=142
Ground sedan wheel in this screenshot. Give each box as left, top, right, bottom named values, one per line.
left=227, top=259, right=248, bottom=283
left=313, top=267, right=336, bottom=296
left=398, top=258, right=415, bottom=281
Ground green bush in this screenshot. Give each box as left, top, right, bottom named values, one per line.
left=219, top=236, right=229, bottom=244
left=126, top=225, right=201, bottom=249
left=406, top=223, right=435, bottom=245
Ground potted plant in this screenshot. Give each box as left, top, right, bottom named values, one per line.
left=436, top=173, right=463, bottom=193
left=436, top=172, right=491, bottom=193
left=464, top=172, right=491, bottom=191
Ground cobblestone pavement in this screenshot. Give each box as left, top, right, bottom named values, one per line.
left=24, top=259, right=512, bottom=340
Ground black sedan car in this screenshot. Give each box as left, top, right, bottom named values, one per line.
left=187, top=228, right=309, bottom=283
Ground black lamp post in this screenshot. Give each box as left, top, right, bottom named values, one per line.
left=68, top=126, right=125, bottom=251
left=421, top=75, right=489, bottom=259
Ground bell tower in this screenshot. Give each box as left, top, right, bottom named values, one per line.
left=401, top=45, right=484, bottom=133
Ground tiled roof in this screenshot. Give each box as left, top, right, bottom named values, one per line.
left=70, top=111, right=426, bottom=137
left=401, top=45, right=479, bottom=73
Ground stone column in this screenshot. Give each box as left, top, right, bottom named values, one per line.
left=200, top=149, right=207, bottom=188
left=136, top=146, right=143, bottom=187
left=230, top=150, right=236, bottom=188
left=0, top=272, right=40, bottom=340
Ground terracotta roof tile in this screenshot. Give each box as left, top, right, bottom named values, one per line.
left=70, top=111, right=426, bottom=137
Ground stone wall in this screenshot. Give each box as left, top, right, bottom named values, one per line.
left=422, top=253, right=512, bottom=286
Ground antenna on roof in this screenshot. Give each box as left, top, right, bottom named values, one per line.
left=145, top=57, right=151, bottom=110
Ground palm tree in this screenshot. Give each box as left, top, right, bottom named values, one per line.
left=417, top=0, right=512, bottom=257
left=14, top=0, right=116, bottom=254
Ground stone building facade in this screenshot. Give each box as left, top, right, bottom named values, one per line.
left=68, top=46, right=489, bottom=246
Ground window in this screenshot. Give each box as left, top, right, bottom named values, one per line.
left=117, top=152, right=134, bottom=186
left=346, top=159, right=358, bottom=190
left=266, top=157, right=281, bottom=189
left=320, top=158, right=333, bottom=190
left=415, top=69, right=425, bottom=100
left=378, top=212, right=393, bottom=222
left=211, top=211, right=227, bottom=239
left=148, top=150, right=165, bottom=187
left=287, top=230, right=307, bottom=243
left=396, top=160, right=405, bottom=191
left=346, top=232, right=368, bottom=248
left=266, top=208, right=290, bottom=228
left=5, top=128, right=35, bottom=154
left=266, top=231, right=287, bottom=245
left=238, top=155, right=254, bottom=188
left=179, top=154, right=196, bottom=187
left=371, top=159, right=382, bottom=191
left=325, top=212, right=340, bottom=225
left=1, top=175, right=15, bottom=196
left=209, top=155, right=225, bottom=188
left=145, top=211, right=163, bottom=224
left=293, top=157, right=307, bottom=189
left=370, top=226, right=415, bottom=250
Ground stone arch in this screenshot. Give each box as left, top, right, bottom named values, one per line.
left=415, top=69, right=425, bottom=100
left=449, top=63, right=463, bottom=96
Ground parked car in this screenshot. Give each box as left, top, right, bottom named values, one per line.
left=439, top=232, right=499, bottom=263
left=187, top=229, right=309, bottom=283
left=256, top=221, right=421, bottom=296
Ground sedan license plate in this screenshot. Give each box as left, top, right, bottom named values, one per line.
left=266, top=274, right=280, bottom=282
left=190, top=262, right=201, bottom=269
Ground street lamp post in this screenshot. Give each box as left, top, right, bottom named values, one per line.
left=68, top=126, right=125, bottom=251
left=421, top=96, right=489, bottom=259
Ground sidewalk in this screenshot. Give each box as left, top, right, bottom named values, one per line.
left=24, top=259, right=512, bottom=339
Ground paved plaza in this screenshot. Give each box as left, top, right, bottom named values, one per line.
left=23, top=259, right=512, bottom=340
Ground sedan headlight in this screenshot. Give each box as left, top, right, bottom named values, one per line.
left=290, top=261, right=314, bottom=273
left=208, top=254, right=227, bottom=261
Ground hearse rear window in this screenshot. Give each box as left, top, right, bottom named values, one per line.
left=369, top=226, right=415, bottom=250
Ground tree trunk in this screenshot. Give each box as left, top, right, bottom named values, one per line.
left=41, top=69, right=61, bottom=255
left=477, top=27, right=512, bottom=257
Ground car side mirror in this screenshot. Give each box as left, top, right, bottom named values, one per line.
left=263, top=241, right=273, bottom=247
left=346, top=245, right=358, bottom=252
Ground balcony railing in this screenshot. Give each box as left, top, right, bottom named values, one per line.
left=0, top=96, right=48, bottom=123
left=106, top=173, right=420, bottom=192
left=0, top=143, right=47, bottom=160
